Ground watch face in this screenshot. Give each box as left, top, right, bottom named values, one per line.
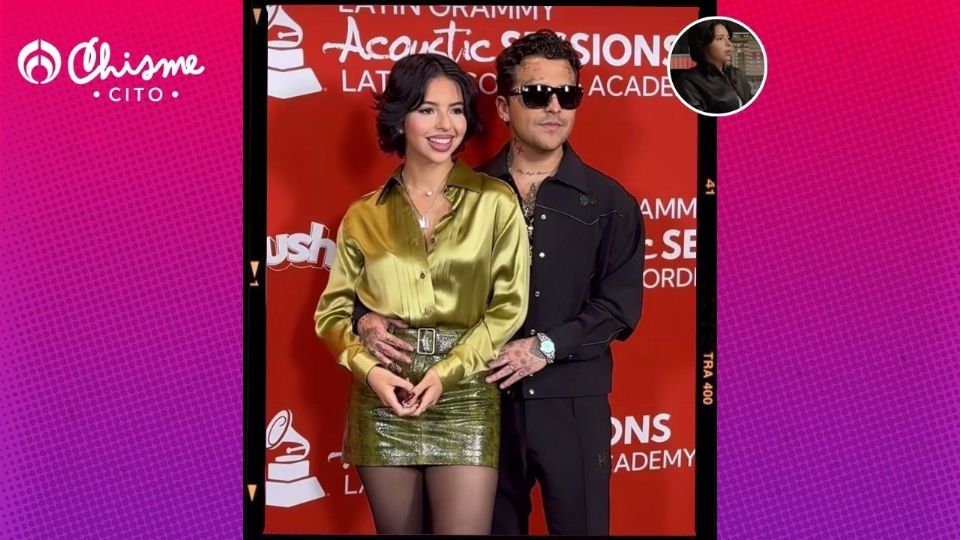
left=540, top=339, right=555, bottom=355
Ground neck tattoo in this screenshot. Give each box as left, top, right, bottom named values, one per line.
left=507, top=148, right=560, bottom=176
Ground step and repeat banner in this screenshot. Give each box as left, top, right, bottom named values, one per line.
left=264, top=4, right=698, bottom=535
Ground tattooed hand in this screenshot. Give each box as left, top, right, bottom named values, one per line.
left=486, top=337, right=548, bottom=389
left=357, top=312, right=415, bottom=369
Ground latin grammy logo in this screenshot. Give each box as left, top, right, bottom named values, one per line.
left=265, top=409, right=326, bottom=507
left=266, top=5, right=322, bottom=99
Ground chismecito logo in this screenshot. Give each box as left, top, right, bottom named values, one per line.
left=18, top=39, right=61, bottom=84
left=17, top=36, right=204, bottom=102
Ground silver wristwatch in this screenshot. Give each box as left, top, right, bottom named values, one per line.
left=536, top=332, right=556, bottom=364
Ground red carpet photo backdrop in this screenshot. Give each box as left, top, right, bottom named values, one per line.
left=264, top=5, right=698, bottom=535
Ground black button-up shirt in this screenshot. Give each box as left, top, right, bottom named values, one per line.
left=353, top=143, right=645, bottom=399
left=480, top=143, right=645, bottom=399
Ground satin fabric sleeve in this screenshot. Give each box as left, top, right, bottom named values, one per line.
left=313, top=213, right=380, bottom=385
left=431, top=191, right=530, bottom=391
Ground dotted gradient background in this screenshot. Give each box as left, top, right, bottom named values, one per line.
left=717, top=1, right=960, bottom=539
left=0, top=1, right=242, bottom=539
left=1, top=1, right=957, bottom=539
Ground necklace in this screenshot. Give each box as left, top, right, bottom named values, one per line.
left=400, top=169, right=446, bottom=230
left=407, top=183, right=436, bottom=197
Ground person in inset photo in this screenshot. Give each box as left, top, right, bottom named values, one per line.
left=670, top=18, right=763, bottom=115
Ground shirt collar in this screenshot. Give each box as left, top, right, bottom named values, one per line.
left=488, top=141, right=592, bottom=194
left=376, top=159, right=481, bottom=204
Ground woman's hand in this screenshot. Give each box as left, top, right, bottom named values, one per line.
left=365, top=366, right=417, bottom=416
left=406, top=368, right=443, bottom=416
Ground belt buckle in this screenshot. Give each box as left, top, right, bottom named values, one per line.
left=416, top=328, right=437, bottom=355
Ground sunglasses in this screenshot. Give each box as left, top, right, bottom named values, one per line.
left=507, top=84, right=584, bottom=110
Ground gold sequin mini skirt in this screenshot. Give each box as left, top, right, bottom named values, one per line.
left=342, top=327, right=500, bottom=468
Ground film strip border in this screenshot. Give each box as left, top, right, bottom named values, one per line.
left=242, top=1, right=718, bottom=538
left=245, top=2, right=267, bottom=538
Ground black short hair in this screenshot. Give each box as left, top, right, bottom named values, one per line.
left=373, top=53, right=481, bottom=157
left=687, top=20, right=733, bottom=65
left=496, top=29, right=582, bottom=97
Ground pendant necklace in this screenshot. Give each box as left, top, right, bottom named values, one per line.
left=401, top=169, right=446, bottom=230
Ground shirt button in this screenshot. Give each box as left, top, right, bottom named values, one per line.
left=528, top=389, right=535, bottom=396
left=529, top=329, right=537, bottom=336
left=567, top=354, right=575, bottom=360
left=538, top=252, right=546, bottom=259
left=540, top=214, right=547, bottom=220
left=534, top=291, right=541, bottom=298
left=419, top=271, right=426, bottom=279
left=409, top=239, right=417, bottom=246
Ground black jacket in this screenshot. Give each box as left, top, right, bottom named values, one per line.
left=674, top=63, right=752, bottom=114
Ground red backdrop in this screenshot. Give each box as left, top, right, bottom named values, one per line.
left=264, top=5, right=698, bottom=535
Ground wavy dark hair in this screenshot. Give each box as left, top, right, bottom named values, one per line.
left=495, top=29, right=582, bottom=96
left=687, top=20, right=733, bottom=65
left=373, top=53, right=481, bottom=156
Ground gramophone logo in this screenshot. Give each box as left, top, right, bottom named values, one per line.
left=265, top=409, right=326, bottom=507
left=18, top=39, right=62, bottom=84
left=267, top=5, right=323, bottom=99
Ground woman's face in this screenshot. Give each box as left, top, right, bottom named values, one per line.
left=705, top=24, right=733, bottom=66
left=402, top=76, right=467, bottom=164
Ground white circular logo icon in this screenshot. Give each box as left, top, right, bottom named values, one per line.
left=18, top=39, right=62, bottom=84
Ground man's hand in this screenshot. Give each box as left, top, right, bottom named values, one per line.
left=365, top=366, right=418, bottom=416
left=486, top=337, right=548, bottom=389
left=357, top=312, right=415, bottom=369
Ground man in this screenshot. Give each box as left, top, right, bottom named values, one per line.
left=353, top=30, right=645, bottom=535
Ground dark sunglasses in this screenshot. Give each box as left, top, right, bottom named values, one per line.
left=507, top=84, right=584, bottom=110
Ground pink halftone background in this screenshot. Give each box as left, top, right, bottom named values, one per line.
left=1, top=1, right=957, bottom=538
left=717, top=1, right=960, bottom=538
left=1, top=1, right=241, bottom=538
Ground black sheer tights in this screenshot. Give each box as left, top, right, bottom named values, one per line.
left=357, top=465, right=497, bottom=535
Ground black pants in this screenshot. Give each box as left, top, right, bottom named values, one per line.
left=491, top=392, right=612, bottom=535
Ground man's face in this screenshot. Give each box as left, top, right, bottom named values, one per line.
left=497, top=56, right=577, bottom=153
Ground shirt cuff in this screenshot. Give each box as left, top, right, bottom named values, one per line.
left=544, top=322, right=581, bottom=362
left=347, top=350, right=380, bottom=385
left=431, top=355, right=466, bottom=392
left=351, top=301, right=372, bottom=335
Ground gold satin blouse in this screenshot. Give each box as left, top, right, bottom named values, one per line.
left=314, top=160, right=530, bottom=391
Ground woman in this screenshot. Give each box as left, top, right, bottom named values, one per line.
left=313, top=53, right=529, bottom=535
left=674, top=19, right=754, bottom=114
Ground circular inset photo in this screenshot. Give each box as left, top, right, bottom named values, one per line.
left=668, top=16, right=766, bottom=116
